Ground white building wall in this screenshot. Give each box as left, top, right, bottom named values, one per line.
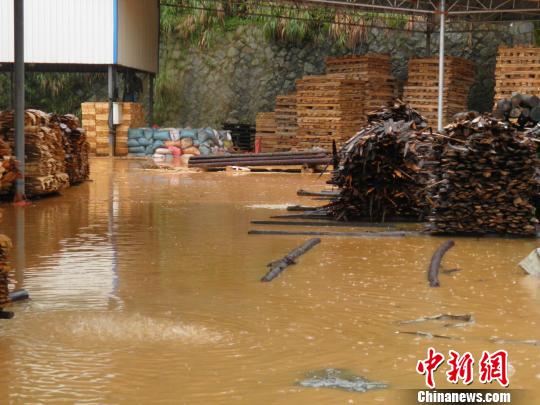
left=118, top=0, right=159, bottom=73
left=0, top=0, right=115, bottom=65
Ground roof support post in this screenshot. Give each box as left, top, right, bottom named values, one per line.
left=108, top=65, right=117, bottom=157
left=437, top=0, right=446, bottom=132
left=148, top=74, right=154, bottom=127
left=14, top=0, right=25, bottom=200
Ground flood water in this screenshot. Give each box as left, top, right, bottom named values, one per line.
left=1, top=158, right=539, bottom=404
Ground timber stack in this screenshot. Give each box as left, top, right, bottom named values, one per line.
left=51, top=114, right=90, bottom=185
left=494, top=92, right=540, bottom=128
left=327, top=102, right=433, bottom=222
left=0, top=132, right=19, bottom=196
left=0, top=110, right=69, bottom=197
left=0, top=235, right=12, bottom=308
left=296, top=74, right=364, bottom=151
left=404, top=57, right=475, bottom=125
left=325, top=54, right=396, bottom=112
left=273, top=94, right=298, bottom=151
left=255, top=112, right=282, bottom=152
left=494, top=46, right=540, bottom=102
left=428, top=114, right=539, bottom=236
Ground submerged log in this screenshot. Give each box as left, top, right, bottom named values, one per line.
left=428, top=240, right=455, bottom=287
left=251, top=220, right=395, bottom=228
left=261, top=238, right=321, bottom=282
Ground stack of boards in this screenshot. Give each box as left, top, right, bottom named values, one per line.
left=255, top=54, right=396, bottom=152
left=81, top=102, right=145, bottom=156
left=255, top=95, right=299, bottom=152
left=0, top=235, right=11, bottom=308
left=404, top=57, right=475, bottom=125
left=494, top=46, right=540, bottom=102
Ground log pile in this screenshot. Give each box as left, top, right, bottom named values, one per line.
left=0, top=158, right=20, bottom=197
left=494, top=92, right=540, bottom=128
left=296, top=74, right=364, bottom=151
left=494, top=46, right=540, bottom=102
left=327, top=102, right=433, bottom=221
left=325, top=54, right=396, bottom=112
left=0, top=109, right=69, bottom=197
left=404, top=57, right=475, bottom=126
left=52, top=114, right=90, bottom=184
left=428, top=114, right=539, bottom=236
left=0, top=235, right=12, bottom=308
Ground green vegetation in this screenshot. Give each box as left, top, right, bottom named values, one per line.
left=0, top=72, right=107, bottom=116
left=160, top=0, right=410, bottom=48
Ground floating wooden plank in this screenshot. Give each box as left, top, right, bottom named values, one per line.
left=261, top=238, right=321, bottom=282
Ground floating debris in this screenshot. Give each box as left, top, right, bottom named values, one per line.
left=398, top=314, right=474, bottom=328
left=396, top=331, right=462, bottom=340
left=490, top=338, right=540, bottom=347
left=297, top=368, right=388, bottom=393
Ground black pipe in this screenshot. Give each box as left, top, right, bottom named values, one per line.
left=188, top=153, right=328, bottom=164
left=428, top=240, right=455, bottom=287
left=9, top=289, right=29, bottom=302
left=0, top=311, right=14, bottom=319
left=189, top=151, right=328, bottom=160
left=190, top=158, right=330, bottom=168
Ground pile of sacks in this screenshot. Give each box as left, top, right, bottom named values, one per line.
left=127, top=127, right=233, bottom=159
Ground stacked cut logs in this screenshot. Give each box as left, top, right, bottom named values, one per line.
left=404, top=57, right=475, bottom=125
left=52, top=114, right=90, bottom=184
left=325, top=54, right=396, bottom=112
left=494, top=92, right=540, bottom=128
left=494, top=46, right=540, bottom=102
left=0, top=235, right=12, bottom=308
left=428, top=115, right=539, bottom=236
left=0, top=158, right=20, bottom=197
left=296, top=74, right=364, bottom=150
left=327, top=102, right=433, bottom=221
left=0, top=110, right=69, bottom=197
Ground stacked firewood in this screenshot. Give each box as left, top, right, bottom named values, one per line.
left=327, top=102, right=434, bottom=221
left=0, top=234, right=12, bottom=308
left=0, top=110, right=69, bottom=197
left=494, top=93, right=540, bottom=128
left=51, top=114, right=90, bottom=184
left=0, top=158, right=20, bottom=197
left=428, top=114, right=539, bottom=236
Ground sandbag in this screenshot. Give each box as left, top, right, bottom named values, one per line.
left=145, top=144, right=155, bottom=155
left=155, top=147, right=172, bottom=155
left=133, top=152, right=147, bottom=157
left=138, top=138, right=151, bottom=146
left=128, top=128, right=144, bottom=140
left=153, top=140, right=165, bottom=149
left=168, top=146, right=182, bottom=157
left=154, top=130, right=171, bottom=141
left=197, top=129, right=210, bottom=143
left=128, top=146, right=145, bottom=153
left=180, top=138, right=193, bottom=149
left=199, top=145, right=211, bottom=156
left=183, top=146, right=201, bottom=156
left=180, top=129, right=197, bottom=139
left=165, top=140, right=182, bottom=148
left=127, top=139, right=140, bottom=147
left=193, top=139, right=201, bottom=147
left=144, top=128, right=154, bottom=140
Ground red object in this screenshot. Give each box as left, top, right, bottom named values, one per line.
left=416, top=347, right=445, bottom=389
left=255, top=137, right=261, bottom=154
left=479, top=350, right=509, bottom=387
left=446, top=350, right=474, bottom=385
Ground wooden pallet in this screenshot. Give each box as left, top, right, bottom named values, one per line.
left=403, top=56, right=475, bottom=125
left=494, top=46, right=540, bottom=104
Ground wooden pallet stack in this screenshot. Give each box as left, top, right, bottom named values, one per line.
left=325, top=54, right=395, bottom=113
left=494, top=46, right=540, bottom=103
left=255, top=112, right=281, bottom=152
left=295, top=74, right=364, bottom=150
left=0, top=235, right=11, bottom=308
left=116, top=103, right=146, bottom=156
left=404, top=57, right=475, bottom=125
left=222, top=123, right=256, bottom=151
left=274, top=94, right=298, bottom=150
left=81, top=102, right=145, bottom=156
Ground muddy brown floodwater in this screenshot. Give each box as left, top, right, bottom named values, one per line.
left=1, top=158, right=539, bottom=404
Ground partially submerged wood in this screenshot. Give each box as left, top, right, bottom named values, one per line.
left=396, top=330, right=460, bottom=340
left=249, top=229, right=413, bottom=237
left=251, top=220, right=395, bottom=228
left=398, top=313, right=474, bottom=327
left=261, top=238, right=321, bottom=282
left=297, top=189, right=339, bottom=197
left=428, top=240, right=455, bottom=287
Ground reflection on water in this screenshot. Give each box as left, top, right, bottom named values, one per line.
left=0, top=158, right=539, bottom=404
